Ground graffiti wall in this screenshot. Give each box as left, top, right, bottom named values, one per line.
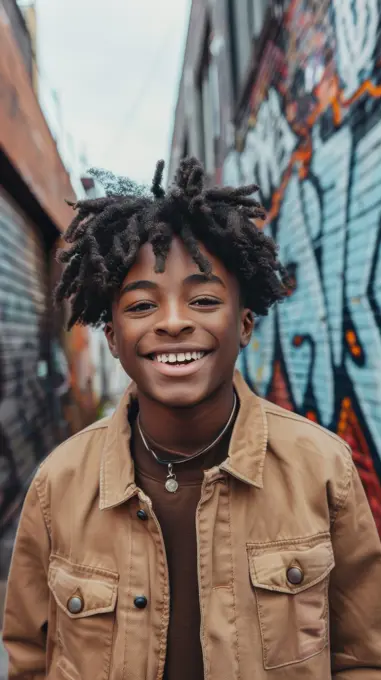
left=224, top=0, right=381, bottom=533
left=0, top=188, right=59, bottom=534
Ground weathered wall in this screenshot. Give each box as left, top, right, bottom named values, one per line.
left=0, top=187, right=57, bottom=531
left=0, top=190, right=97, bottom=538
left=0, top=3, right=75, bottom=231
left=224, top=0, right=381, bottom=533
left=0, top=1, right=93, bottom=536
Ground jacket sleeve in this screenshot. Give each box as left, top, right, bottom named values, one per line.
left=330, top=459, right=381, bottom=677
left=2, top=474, right=50, bottom=679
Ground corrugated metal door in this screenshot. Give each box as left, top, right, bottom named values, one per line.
left=0, top=187, right=56, bottom=532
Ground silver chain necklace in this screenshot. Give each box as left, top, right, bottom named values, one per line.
left=137, top=393, right=237, bottom=493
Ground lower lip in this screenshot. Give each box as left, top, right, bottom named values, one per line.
left=147, top=353, right=211, bottom=377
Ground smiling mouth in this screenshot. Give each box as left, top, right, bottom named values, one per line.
left=148, top=351, right=210, bottom=366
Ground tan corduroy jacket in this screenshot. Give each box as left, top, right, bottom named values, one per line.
left=3, top=371, right=381, bottom=679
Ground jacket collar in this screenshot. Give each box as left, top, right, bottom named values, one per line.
left=100, top=370, right=268, bottom=510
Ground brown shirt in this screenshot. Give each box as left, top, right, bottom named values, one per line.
left=132, top=418, right=232, bottom=680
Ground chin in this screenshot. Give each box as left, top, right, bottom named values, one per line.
left=150, top=383, right=210, bottom=410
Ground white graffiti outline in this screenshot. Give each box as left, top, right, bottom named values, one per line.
left=240, top=88, right=297, bottom=200
left=332, top=0, right=378, bottom=98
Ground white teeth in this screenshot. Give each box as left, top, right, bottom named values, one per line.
left=154, top=351, right=206, bottom=364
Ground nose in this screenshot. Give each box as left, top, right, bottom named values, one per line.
left=154, top=301, right=195, bottom=338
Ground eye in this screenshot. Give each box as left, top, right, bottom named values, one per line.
left=191, top=296, right=221, bottom=307
left=126, top=301, right=156, bottom=313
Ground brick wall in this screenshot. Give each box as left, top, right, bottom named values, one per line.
left=1, top=0, right=33, bottom=80
left=0, top=5, right=75, bottom=231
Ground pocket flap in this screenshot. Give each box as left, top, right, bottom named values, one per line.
left=48, top=556, right=118, bottom=619
left=247, top=536, right=335, bottom=595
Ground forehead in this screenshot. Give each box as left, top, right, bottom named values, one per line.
left=122, top=236, right=235, bottom=288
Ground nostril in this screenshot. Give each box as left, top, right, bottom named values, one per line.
left=154, top=324, right=195, bottom=337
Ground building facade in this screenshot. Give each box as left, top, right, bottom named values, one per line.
left=0, top=0, right=94, bottom=541
left=169, top=0, right=381, bottom=534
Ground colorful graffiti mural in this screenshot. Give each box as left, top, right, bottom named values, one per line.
left=225, top=0, right=381, bottom=533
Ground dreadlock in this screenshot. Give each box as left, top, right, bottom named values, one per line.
left=55, top=157, right=289, bottom=329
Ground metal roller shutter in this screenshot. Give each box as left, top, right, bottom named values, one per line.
left=0, top=187, right=56, bottom=532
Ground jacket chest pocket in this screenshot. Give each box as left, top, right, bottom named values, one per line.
left=247, top=534, right=335, bottom=670
left=48, top=556, right=118, bottom=680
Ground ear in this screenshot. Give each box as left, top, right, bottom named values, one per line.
left=104, top=323, right=119, bottom=358
left=240, top=309, right=254, bottom=349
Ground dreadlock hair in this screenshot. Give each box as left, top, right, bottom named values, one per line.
left=55, top=157, right=289, bottom=329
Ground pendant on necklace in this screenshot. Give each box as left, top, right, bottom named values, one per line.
left=165, top=463, right=179, bottom=493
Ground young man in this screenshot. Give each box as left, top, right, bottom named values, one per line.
left=3, top=157, right=381, bottom=679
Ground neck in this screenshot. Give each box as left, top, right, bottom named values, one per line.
left=136, top=382, right=235, bottom=457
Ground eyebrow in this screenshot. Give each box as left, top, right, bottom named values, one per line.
left=120, top=280, right=158, bottom=296
left=183, top=273, right=226, bottom=288
left=119, top=273, right=226, bottom=297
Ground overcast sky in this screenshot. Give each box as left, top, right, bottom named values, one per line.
left=34, top=0, right=190, bottom=188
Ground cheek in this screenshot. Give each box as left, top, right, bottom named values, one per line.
left=112, top=321, right=136, bottom=356
left=211, top=307, right=242, bottom=346
left=113, top=318, right=153, bottom=368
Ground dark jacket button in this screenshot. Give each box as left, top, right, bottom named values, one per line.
left=287, top=566, right=304, bottom=585
left=67, top=595, right=84, bottom=614
left=137, top=510, right=148, bottom=521
left=134, top=596, right=148, bottom=609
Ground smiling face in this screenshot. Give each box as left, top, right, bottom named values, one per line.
left=105, top=237, right=254, bottom=409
